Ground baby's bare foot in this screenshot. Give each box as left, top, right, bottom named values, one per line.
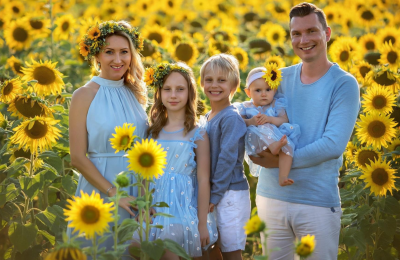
left=269, top=135, right=288, bottom=155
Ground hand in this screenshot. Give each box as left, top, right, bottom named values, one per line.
left=279, top=176, right=294, bottom=186
left=257, top=114, right=270, bottom=125
left=208, top=203, right=215, bottom=213
left=249, top=150, right=279, bottom=168
left=135, top=208, right=155, bottom=224
left=198, top=223, right=210, bottom=247
left=248, top=115, right=259, bottom=126
left=118, top=196, right=137, bottom=217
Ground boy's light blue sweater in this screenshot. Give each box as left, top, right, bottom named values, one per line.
left=256, top=63, right=360, bottom=207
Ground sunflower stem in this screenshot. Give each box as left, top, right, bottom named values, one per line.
left=43, top=185, right=49, bottom=210
left=92, top=235, right=97, bottom=260
left=29, top=153, right=35, bottom=177
left=113, top=186, right=120, bottom=259
left=145, top=180, right=150, bottom=242
left=22, top=196, right=30, bottom=224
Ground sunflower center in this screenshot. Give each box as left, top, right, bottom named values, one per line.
left=107, top=8, right=116, bottom=15
left=346, top=20, right=352, bottom=28
left=62, top=21, right=69, bottom=32
left=387, top=51, right=398, bottom=64
left=15, top=98, right=46, bottom=118
left=148, top=32, right=162, bottom=44
left=80, top=205, right=100, bottom=224
left=359, top=66, right=371, bottom=78
left=139, top=153, right=154, bottom=167
left=3, top=83, right=14, bottom=96
left=30, top=20, right=44, bottom=30
left=273, top=33, right=279, bottom=41
left=12, top=6, right=20, bottom=14
left=371, top=168, right=388, bottom=186
left=271, top=71, right=277, bottom=81
left=340, top=50, right=350, bottom=62
left=358, top=150, right=379, bottom=167
left=236, top=53, right=243, bottom=62
left=120, top=135, right=130, bottom=146
left=383, top=36, right=395, bottom=45
left=14, top=148, right=31, bottom=159
left=275, top=5, right=285, bottom=13
left=327, top=14, right=334, bottom=21
left=24, top=121, right=48, bottom=139
left=361, top=10, right=374, bottom=21
left=367, top=120, right=386, bottom=138
left=372, top=95, right=387, bottom=109
left=0, top=19, right=4, bottom=28
left=373, top=71, right=396, bottom=86
left=365, top=41, right=375, bottom=50
left=13, top=27, right=28, bottom=42
left=33, top=66, right=56, bottom=85
left=175, top=43, right=193, bottom=62
left=142, top=3, right=148, bottom=10
left=168, top=0, right=173, bottom=7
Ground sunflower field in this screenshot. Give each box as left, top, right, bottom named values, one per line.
left=0, top=0, right=400, bottom=259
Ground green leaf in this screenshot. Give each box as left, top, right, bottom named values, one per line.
left=36, top=205, right=66, bottom=234
left=61, top=175, right=77, bottom=195
left=151, top=202, right=169, bottom=208
left=37, top=230, right=55, bottom=245
left=356, top=204, right=372, bottom=221
left=373, top=249, right=395, bottom=260
left=0, top=183, right=19, bottom=207
left=8, top=222, right=38, bottom=253
left=50, top=104, right=65, bottom=112
left=129, top=245, right=141, bottom=257
left=98, top=234, right=112, bottom=245
left=153, top=212, right=174, bottom=218
left=163, top=239, right=191, bottom=260
left=380, top=216, right=396, bottom=237
left=342, top=227, right=366, bottom=252
left=117, top=218, right=140, bottom=244
left=19, top=176, right=41, bottom=198
left=6, top=158, right=29, bottom=178
left=38, top=151, right=63, bottom=174
left=141, top=240, right=165, bottom=260
left=341, top=213, right=357, bottom=226
left=149, top=225, right=164, bottom=229
left=382, top=196, right=400, bottom=215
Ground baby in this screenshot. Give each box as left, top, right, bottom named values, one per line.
left=234, top=66, right=300, bottom=186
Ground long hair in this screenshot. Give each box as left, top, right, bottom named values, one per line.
left=93, top=20, right=147, bottom=106
left=147, top=63, right=198, bottom=139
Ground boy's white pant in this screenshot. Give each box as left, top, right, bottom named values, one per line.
left=256, top=195, right=342, bottom=260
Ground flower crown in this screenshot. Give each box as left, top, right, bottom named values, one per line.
left=261, top=62, right=283, bottom=90
left=79, top=21, right=144, bottom=61
left=144, top=63, right=190, bottom=89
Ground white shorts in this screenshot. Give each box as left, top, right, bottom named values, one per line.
left=215, top=189, right=251, bottom=252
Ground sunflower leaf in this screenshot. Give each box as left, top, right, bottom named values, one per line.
left=117, top=218, right=140, bottom=244
left=37, top=230, right=55, bottom=245
left=151, top=202, right=169, bottom=208
left=163, top=239, right=191, bottom=260
left=8, top=222, right=38, bottom=253
left=141, top=240, right=165, bottom=260
left=153, top=212, right=174, bottom=218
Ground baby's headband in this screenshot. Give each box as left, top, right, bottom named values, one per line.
left=246, top=71, right=266, bottom=88
left=246, top=63, right=283, bottom=90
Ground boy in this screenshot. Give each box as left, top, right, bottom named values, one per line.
left=200, top=54, right=250, bottom=260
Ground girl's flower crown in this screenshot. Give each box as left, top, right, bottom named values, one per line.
left=144, top=63, right=190, bottom=88
left=79, top=21, right=144, bottom=61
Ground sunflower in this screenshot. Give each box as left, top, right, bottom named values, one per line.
left=6, top=56, right=23, bottom=75
left=345, top=142, right=358, bottom=162
left=350, top=60, right=373, bottom=85
left=360, top=159, right=397, bottom=197
left=7, top=0, right=25, bottom=17
left=172, top=41, right=199, bottom=66
left=100, top=3, right=124, bottom=20
left=8, top=95, right=54, bottom=119
left=356, top=111, right=397, bottom=149
left=79, top=41, right=90, bottom=58
left=388, top=138, right=400, bottom=159
left=8, top=147, right=44, bottom=172
left=27, top=16, right=51, bottom=38
left=87, top=25, right=100, bottom=41
left=21, top=60, right=64, bottom=97
left=378, top=42, right=400, bottom=71
left=52, top=0, right=76, bottom=14
left=126, top=138, right=167, bottom=180
left=208, top=39, right=231, bottom=56
left=358, top=33, right=378, bottom=54
left=211, top=30, right=237, bottom=46
left=144, top=67, right=155, bottom=86
left=54, top=14, right=76, bottom=41
left=329, top=42, right=353, bottom=70
left=64, top=190, right=114, bottom=239
left=376, top=26, right=399, bottom=49
left=353, top=147, right=382, bottom=170
left=323, top=5, right=339, bottom=24
left=361, top=85, right=396, bottom=115
left=192, top=0, right=218, bottom=12
left=10, top=116, right=61, bottom=155
left=142, top=24, right=171, bottom=49
left=243, top=215, right=266, bottom=235
left=265, top=55, right=285, bottom=68
left=4, top=19, right=32, bottom=51
left=262, top=63, right=282, bottom=90
left=0, top=10, right=11, bottom=31
left=356, top=6, right=381, bottom=29
left=340, top=13, right=354, bottom=35
left=265, top=2, right=290, bottom=23
left=0, top=78, right=23, bottom=104
left=78, top=17, right=100, bottom=43
left=109, top=123, right=137, bottom=153
left=370, top=69, right=400, bottom=93
left=258, top=23, right=286, bottom=46
left=162, top=0, right=183, bottom=15
left=0, top=112, right=6, bottom=129
left=205, top=18, right=221, bottom=32
left=131, top=0, right=155, bottom=18
left=45, top=246, right=86, bottom=260
left=295, top=234, right=316, bottom=257
left=231, top=47, right=249, bottom=70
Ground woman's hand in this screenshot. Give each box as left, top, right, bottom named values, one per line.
left=118, top=196, right=137, bottom=217
left=135, top=207, right=156, bottom=223
left=198, top=223, right=210, bottom=247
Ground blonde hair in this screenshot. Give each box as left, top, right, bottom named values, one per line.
left=93, top=20, right=147, bottom=106
left=147, top=62, right=198, bottom=139
left=246, top=67, right=266, bottom=89
left=200, top=53, right=240, bottom=99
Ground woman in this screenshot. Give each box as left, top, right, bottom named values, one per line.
left=68, top=20, right=148, bottom=254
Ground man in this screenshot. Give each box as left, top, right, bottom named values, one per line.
left=250, top=3, right=360, bottom=260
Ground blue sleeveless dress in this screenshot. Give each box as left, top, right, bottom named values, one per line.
left=145, top=118, right=218, bottom=257
left=234, top=93, right=300, bottom=177
left=67, top=76, right=148, bottom=253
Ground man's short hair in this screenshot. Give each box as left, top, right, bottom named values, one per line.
left=289, top=2, right=328, bottom=30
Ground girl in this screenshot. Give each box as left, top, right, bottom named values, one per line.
left=235, top=67, right=300, bottom=186
left=144, top=62, right=218, bottom=259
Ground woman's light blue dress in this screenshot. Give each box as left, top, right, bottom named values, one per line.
left=234, top=93, right=300, bottom=177
left=146, top=118, right=218, bottom=257
left=67, top=76, right=148, bottom=254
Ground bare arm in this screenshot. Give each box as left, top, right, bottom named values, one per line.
left=257, top=113, right=289, bottom=127
left=195, top=132, right=211, bottom=247
left=242, top=115, right=259, bottom=127
left=69, top=83, right=136, bottom=216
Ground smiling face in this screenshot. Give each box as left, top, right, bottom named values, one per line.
left=97, top=35, right=131, bottom=80
left=290, top=13, right=331, bottom=64
left=245, top=78, right=276, bottom=107
left=161, top=72, right=189, bottom=113
left=202, top=65, right=236, bottom=104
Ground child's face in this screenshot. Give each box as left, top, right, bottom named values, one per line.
left=161, top=72, right=189, bottom=112
left=202, top=66, right=236, bottom=103
left=245, top=78, right=276, bottom=107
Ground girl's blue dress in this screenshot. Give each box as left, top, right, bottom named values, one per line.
left=67, top=76, right=148, bottom=257
left=234, top=93, right=300, bottom=177
left=147, top=117, right=218, bottom=257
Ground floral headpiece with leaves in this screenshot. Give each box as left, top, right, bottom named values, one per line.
left=144, top=63, right=190, bottom=89
left=79, top=21, right=144, bottom=61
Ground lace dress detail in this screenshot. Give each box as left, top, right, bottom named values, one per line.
left=234, top=93, right=300, bottom=177
left=146, top=117, right=218, bottom=257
